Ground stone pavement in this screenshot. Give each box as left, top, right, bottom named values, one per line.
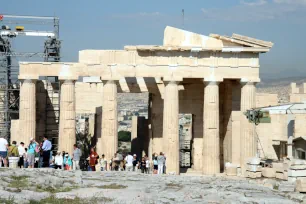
left=0, top=168, right=305, bottom=203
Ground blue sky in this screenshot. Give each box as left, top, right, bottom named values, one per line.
left=1, top=0, right=306, bottom=79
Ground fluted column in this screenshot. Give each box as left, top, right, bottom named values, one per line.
left=223, top=80, right=233, bottom=164
left=59, top=80, right=76, bottom=155
left=163, top=81, right=179, bottom=175
left=98, top=80, right=117, bottom=160
left=203, top=81, right=220, bottom=175
left=240, top=81, right=256, bottom=168
left=19, top=79, right=36, bottom=144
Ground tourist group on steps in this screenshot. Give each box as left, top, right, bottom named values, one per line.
left=0, top=137, right=167, bottom=174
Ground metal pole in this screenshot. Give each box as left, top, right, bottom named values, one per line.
left=182, top=9, right=184, bottom=29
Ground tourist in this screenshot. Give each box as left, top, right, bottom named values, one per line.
left=50, top=154, right=55, bottom=168
left=0, top=137, right=8, bottom=167
left=61, top=151, right=66, bottom=169
left=99, top=154, right=107, bottom=171
left=109, top=154, right=114, bottom=171
left=64, top=153, right=72, bottom=170
left=132, top=154, right=138, bottom=171
left=24, top=148, right=28, bottom=168
left=37, top=142, right=43, bottom=168
left=8, top=141, right=19, bottom=157
left=116, top=151, right=123, bottom=171
left=140, top=157, right=146, bottom=173
left=54, top=151, right=63, bottom=169
left=27, top=138, right=38, bottom=168
left=89, top=147, right=98, bottom=171
left=153, top=156, right=158, bottom=174
left=41, top=136, right=52, bottom=167
left=163, top=153, right=166, bottom=174
left=18, top=142, right=26, bottom=168
left=72, top=144, right=82, bottom=170
left=157, top=152, right=165, bottom=175
left=125, top=152, right=133, bottom=171
left=145, top=157, right=150, bottom=174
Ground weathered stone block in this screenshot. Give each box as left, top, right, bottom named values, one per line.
left=288, top=169, right=306, bottom=177
left=226, top=167, right=237, bottom=176
left=296, top=178, right=306, bottom=193
left=262, top=168, right=276, bottom=178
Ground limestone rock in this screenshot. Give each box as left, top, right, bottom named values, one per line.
left=262, top=168, right=276, bottom=178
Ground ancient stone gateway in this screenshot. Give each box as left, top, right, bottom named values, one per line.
left=18, top=26, right=273, bottom=175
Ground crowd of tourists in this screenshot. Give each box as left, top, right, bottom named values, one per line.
left=0, top=136, right=167, bottom=174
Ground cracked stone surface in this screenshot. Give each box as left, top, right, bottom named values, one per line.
left=0, top=168, right=305, bottom=204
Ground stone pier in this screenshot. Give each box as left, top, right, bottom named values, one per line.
left=163, top=81, right=180, bottom=175
left=203, top=81, right=220, bottom=175
left=19, top=79, right=36, bottom=144
left=240, top=81, right=256, bottom=168
left=58, top=80, right=76, bottom=155
left=98, top=80, right=118, bottom=160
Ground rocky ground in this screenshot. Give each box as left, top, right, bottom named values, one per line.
left=0, top=168, right=305, bottom=204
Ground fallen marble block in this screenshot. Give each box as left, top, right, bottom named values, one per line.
left=295, top=178, right=306, bottom=193
left=262, top=168, right=276, bottom=178
left=288, top=169, right=306, bottom=177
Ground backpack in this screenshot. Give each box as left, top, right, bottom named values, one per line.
left=35, top=145, right=40, bottom=153
left=9, top=146, right=18, bottom=157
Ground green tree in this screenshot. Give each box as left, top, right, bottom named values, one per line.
left=118, top=131, right=131, bottom=142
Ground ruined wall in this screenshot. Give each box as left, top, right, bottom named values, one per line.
left=290, top=83, right=306, bottom=103
left=256, top=114, right=288, bottom=160
left=294, top=114, right=306, bottom=137
left=75, top=82, right=103, bottom=114
left=256, top=93, right=278, bottom=107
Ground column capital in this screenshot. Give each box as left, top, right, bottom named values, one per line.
left=18, top=75, right=39, bottom=80
left=203, top=77, right=223, bottom=84
left=21, top=79, right=37, bottom=83
left=58, top=75, right=79, bottom=81
left=101, top=76, right=121, bottom=81
left=163, top=76, right=183, bottom=82
left=240, top=78, right=260, bottom=85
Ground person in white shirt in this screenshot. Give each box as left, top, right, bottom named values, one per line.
left=145, top=157, right=150, bottom=174
left=18, top=142, right=26, bottom=168
left=0, top=137, right=8, bottom=167
left=54, top=151, right=63, bottom=169
left=125, top=152, right=134, bottom=171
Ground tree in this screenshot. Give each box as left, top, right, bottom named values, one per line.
left=118, top=131, right=131, bottom=142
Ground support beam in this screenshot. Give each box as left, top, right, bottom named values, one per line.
left=203, top=81, right=220, bottom=175
left=240, top=81, right=256, bottom=169
left=59, top=80, right=76, bottom=155
left=19, top=79, right=36, bottom=144
left=163, top=81, right=180, bottom=175
left=98, top=80, right=118, bottom=160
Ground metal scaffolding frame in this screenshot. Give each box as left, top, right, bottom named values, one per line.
left=0, top=14, right=61, bottom=140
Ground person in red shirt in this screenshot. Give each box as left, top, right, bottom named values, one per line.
left=89, top=147, right=98, bottom=171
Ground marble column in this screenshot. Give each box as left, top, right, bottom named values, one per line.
left=19, top=79, right=36, bottom=144
left=98, top=80, right=118, bottom=160
left=59, top=80, right=76, bottom=155
left=240, top=81, right=256, bottom=167
left=223, top=80, right=233, bottom=164
left=163, top=81, right=179, bottom=175
left=203, top=81, right=220, bottom=175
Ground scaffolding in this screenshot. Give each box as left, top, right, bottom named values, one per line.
left=0, top=14, right=61, bottom=140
